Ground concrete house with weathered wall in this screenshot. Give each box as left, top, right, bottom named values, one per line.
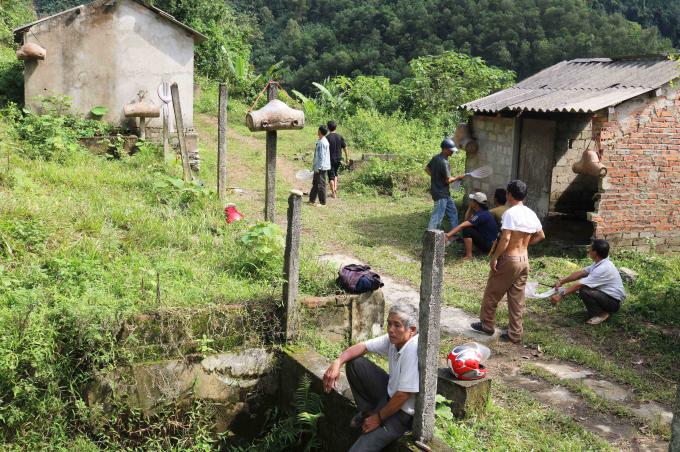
left=13, top=0, right=205, bottom=133
left=461, top=57, right=680, bottom=252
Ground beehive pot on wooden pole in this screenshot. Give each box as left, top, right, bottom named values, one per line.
left=170, top=82, right=192, bottom=182
left=245, top=82, right=305, bottom=221
left=217, top=83, right=228, bottom=201
left=124, top=96, right=159, bottom=141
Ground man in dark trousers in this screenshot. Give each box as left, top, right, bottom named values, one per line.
left=425, top=139, right=464, bottom=231
left=326, top=120, right=348, bottom=198
left=323, top=303, right=419, bottom=452
left=309, top=124, right=331, bottom=206
left=446, top=192, right=498, bottom=259
left=551, top=239, right=626, bottom=325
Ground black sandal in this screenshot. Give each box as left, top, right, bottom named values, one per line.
left=470, top=321, right=494, bottom=336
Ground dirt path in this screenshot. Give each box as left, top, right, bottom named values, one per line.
left=194, top=114, right=672, bottom=451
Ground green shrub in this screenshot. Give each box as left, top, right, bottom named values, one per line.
left=15, top=110, right=83, bottom=162
left=151, top=173, right=214, bottom=209
left=339, top=108, right=465, bottom=195
left=229, top=221, right=285, bottom=281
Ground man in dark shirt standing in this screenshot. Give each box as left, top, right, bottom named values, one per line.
left=446, top=192, right=498, bottom=259
left=425, top=139, right=464, bottom=232
left=326, top=120, right=348, bottom=198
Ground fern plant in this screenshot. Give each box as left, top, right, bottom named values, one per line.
left=230, top=375, right=324, bottom=451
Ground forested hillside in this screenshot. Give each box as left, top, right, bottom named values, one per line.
left=591, top=0, right=680, bottom=46
left=236, top=0, right=673, bottom=89
left=30, top=0, right=676, bottom=91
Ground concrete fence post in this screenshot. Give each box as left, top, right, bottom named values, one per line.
left=671, top=378, right=680, bottom=451
left=217, top=83, right=228, bottom=201
left=413, top=229, right=446, bottom=443
left=282, top=189, right=302, bottom=343
left=264, top=83, right=278, bottom=221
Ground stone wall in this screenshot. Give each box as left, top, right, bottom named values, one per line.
left=551, top=117, right=599, bottom=215
left=87, top=348, right=278, bottom=436
left=466, top=116, right=517, bottom=200
left=590, top=85, right=680, bottom=252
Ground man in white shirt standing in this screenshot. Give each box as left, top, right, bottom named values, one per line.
left=471, top=180, right=545, bottom=343
left=551, top=239, right=626, bottom=325
left=323, top=303, right=419, bottom=452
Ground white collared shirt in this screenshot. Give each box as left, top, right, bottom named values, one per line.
left=364, top=334, right=419, bottom=415
left=580, top=258, right=627, bottom=302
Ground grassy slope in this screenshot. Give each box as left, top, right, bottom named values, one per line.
left=195, top=99, right=678, bottom=406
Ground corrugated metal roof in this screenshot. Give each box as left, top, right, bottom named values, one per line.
left=13, top=0, right=207, bottom=43
left=463, top=57, right=680, bottom=114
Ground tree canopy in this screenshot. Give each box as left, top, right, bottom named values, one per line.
left=236, top=0, right=673, bottom=90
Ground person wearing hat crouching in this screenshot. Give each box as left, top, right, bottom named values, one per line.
left=445, top=192, right=499, bottom=259
left=425, top=139, right=465, bottom=232
left=323, top=303, right=419, bottom=452
left=550, top=239, right=626, bottom=325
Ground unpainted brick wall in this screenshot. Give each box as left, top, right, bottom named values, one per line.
left=551, top=118, right=599, bottom=215
left=466, top=116, right=516, bottom=200
left=590, top=86, right=680, bottom=253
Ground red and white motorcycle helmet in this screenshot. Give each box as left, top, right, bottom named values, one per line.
left=447, top=342, right=491, bottom=380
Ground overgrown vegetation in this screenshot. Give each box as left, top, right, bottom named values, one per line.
left=0, top=0, right=34, bottom=105
left=0, top=97, right=335, bottom=448
left=237, top=0, right=672, bottom=88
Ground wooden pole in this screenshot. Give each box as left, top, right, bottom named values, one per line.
left=265, top=83, right=278, bottom=221
left=170, top=82, right=192, bottom=182
left=162, top=111, right=172, bottom=163
left=217, top=83, right=228, bottom=201
left=139, top=118, right=146, bottom=140
left=282, top=189, right=302, bottom=343
left=413, top=229, right=446, bottom=444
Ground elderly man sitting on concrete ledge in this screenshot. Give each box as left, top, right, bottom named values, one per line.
left=323, top=303, right=419, bottom=452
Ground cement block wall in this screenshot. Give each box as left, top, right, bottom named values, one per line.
left=22, top=0, right=196, bottom=129
left=551, top=118, right=599, bottom=215
left=115, top=0, right=195, bottom=128
left=466, top=116, right=516, bottom=200
left=590, top=85, right=680, bottom=253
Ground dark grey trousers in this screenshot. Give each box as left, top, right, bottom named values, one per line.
left=346, top=357, right=413, bottom=452
left=309, top=170, right=327, bottom=205
left=579, top=286, right=621, bottom=317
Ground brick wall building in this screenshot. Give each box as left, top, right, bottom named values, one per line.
left=461, top=57, right=680, bottom=252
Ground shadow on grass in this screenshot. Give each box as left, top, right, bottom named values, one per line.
left=348, top=208, right=435, bottom=257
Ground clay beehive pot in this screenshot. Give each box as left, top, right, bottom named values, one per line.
left=572, top=149, right=607, bottom=177
left=124, top=100, right=160, bottom=118
left=246, top=99, right=305, bottom=132
left=16, top=43, right=46, bottom=61
left=454, top=123, right=478, bottom=153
